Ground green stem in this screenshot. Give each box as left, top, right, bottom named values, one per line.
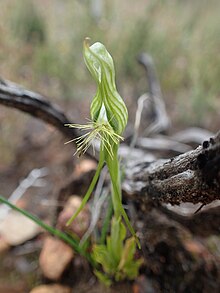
left=105, top=145, right=141, bottom=248
left=66, top=150, right=105, bottom=226
left=100, top=196, right=113, bottom=244
left=105, top=145, right=121, bottom=219
left=111, top=178, right=140, bottom=248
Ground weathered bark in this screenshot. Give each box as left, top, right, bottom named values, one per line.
left=124, top=133, right=220, bottom=205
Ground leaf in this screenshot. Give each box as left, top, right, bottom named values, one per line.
left=94, top=270, right=112, bottom=287
left=118, top=237, right=143, bottom=280
left=0, top=196, right=86, bottom=257
left=92, top=244, right=115, bottom=274
left=123, top=259, right=143, bottom=280
left=118, top=237, right=136, bottom=270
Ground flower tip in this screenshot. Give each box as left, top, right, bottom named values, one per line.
left=84, top=37, right=91, bottom=48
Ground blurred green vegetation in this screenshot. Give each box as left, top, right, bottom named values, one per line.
left=0, top=0, right=219, bottom=126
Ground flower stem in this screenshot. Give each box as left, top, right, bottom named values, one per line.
left=100, top=196, right=113, bottom=244
left=105, top=144, right=141, bottom=248
left=66, top=150, right=105, bottom=226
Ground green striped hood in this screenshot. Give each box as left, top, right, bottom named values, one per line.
left=83, top=38, right=128, bottom=135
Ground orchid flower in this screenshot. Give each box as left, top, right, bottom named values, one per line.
left=66, top=39, right=139, bottom=246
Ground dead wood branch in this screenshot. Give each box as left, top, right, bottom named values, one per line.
left=0, top=78, right=77, bottom=139
left=171, top=127, right=214, bottom=145
left=138, top=53, right=170, bottom=135
left=124, top=132, right=220, bottom=205
left=0, top=78, right=97, bottom=160
left=136, top=135, right=192, bottom=154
